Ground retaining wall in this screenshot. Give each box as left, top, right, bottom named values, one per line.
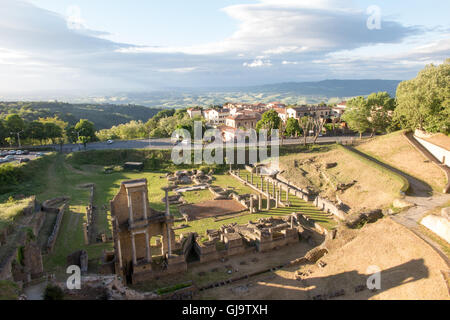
left=414, top=135, right=450, bottom=166
left=313, top=196, right=347, bottom=221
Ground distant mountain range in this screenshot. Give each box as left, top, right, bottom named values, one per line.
left=243, top=79, right=401, bottom=96
left=1, top=79, right=403, bottom=110
left=93, top=79, right=402, bottom=107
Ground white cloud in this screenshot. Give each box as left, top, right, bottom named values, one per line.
left=243, top=59, right=272, bottom=68
left=66, top=5, right=86, bottom=30
left=156, top=67, right=198, bottom=73
left=0, top=0, right=446, bottom=93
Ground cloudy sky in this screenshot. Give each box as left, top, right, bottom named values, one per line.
left=0, top=0, right=448, bottom=95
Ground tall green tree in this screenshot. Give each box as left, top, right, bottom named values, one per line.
left=285, top=117, right=301, bottom=137
left=0, top=120, right=8, bottom=146
left=26, top=121, right=46, bottom=143
left=75, top=119, right=96, bottom=148
left=366, top=92, right=396, bottom=137
left=256, top=109, right=281, bottom=135
left=395, top=59, right=450, bottom=134
left=5, top=114, right=26, bottom=146
left=43, top=122, right=63, bottom=144
left=341, top=96, right=371, bottom=139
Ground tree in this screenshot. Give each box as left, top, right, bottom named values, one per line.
left=311, top=117, right=326, bottom=144
left=26, top=121, right=45, bottom=143
left=75, top=119, right=96, bottom=149
left=65, top=125, right=78, bottom=144
left=395, top=59, right=450, bottom=134
left=0, top=120, right=8, bottom=146
left=285, top=117, right=301, bottom=137
left=256, top=109, right=281, bottom=135
left=366, top=92, right=395, bottom=137
left=341, top=96, right=371, bottom=139
left=43, top=122, right=63, bottom=144
left=298, top=116, right=313, bottom=146
left=5, top=114, right=26, bottom=147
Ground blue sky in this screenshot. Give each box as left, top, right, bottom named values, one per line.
left=0, top=0, right=448, bottom=95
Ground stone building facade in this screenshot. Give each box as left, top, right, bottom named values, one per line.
left=110, top=179, right=186, bottom=284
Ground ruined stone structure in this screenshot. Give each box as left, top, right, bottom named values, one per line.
left=106, top=178, right=318, bottom=285
left=110, top=179, right=186, bottom=284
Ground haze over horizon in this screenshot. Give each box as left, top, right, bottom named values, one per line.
left=0, top=0, right=448, bottom=97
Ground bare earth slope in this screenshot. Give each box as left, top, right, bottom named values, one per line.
left=279, top=147, right=403, bottom=214
left=201, top=219, right=449, bottom=300
left=356, top=131, right=447, bottom=192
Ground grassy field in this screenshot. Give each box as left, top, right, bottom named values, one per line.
left=0, top=197, right=33, bottom=233
left=356, top=131, right=447, bottom=192
left=278, top=144, right=404, bottom=214
left=0, top=148, right=335, bottom=276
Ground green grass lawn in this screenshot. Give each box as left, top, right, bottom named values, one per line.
left=173, top=170, right=335, bottom=237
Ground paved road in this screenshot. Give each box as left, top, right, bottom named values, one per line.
left=60, top=135, right=363, bottom=152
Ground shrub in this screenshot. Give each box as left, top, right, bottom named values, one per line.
left=43, top=284, right=64, bottom=300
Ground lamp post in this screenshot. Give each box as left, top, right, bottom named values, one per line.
left=10, top=131, right=23, bottom=148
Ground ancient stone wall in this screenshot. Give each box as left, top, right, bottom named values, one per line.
left=46, top=202, right=68, bottom=253
left=313, top=196, right=347, bottom=220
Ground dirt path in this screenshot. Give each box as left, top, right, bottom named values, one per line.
left=347, top=146, right=450, bottom=261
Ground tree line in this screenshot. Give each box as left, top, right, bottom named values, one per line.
left=0, top=115, right=96, bottom=148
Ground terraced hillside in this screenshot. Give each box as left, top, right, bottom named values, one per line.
left=278, top=145, right=404, bottom=214
left=356, top=131, right=447, bottom=192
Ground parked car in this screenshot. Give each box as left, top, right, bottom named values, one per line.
left=0, top=158, right=7, bottom=163
left=107, top=140, right=114, bottom=144
left=4, top=155, right=15, bottom=161
left=19, top=158, right=30, bottom=163
left=7, top=150, right=16, bottom=155
left=22, top=150, right=30, bottom=155
left=16, top=150, right=23, bottom=155
left=36, top=152, right=45, bottom=157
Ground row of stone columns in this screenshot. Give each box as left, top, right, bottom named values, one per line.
left=234, top=169, right=293, bottom=211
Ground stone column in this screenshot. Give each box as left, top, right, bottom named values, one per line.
left=142, top=190, right=148, bottom=220
left=272, top=182, right=276, bottom=197
left=163, top=187, right=172, bottom=257
left=164, top=188, right=170, bottom=216
left=166, top=227, right=172, bottom=258
left=145, top=231, right=151, bottom=263
left=267, top=180, right=270, bottom=196
left=286, top=187, right=290, bottom=201
left=267, top=194, right=271, bottom=210
left=249, top=196, right=254, bottom=213
left=127, top=191, right=133, bottom=223
left=246, top=175, right=249, bottom=183
left=290, top=215, right=294, bottom=229
left=258, top=194, right=262, bottom=211
left=275, top=190, right=279, bottom=208
left=251, top=173, right=254, bottom=185
left=131, top=233, right=137, bottom=265
left=117, top=239, right=123, bottom=268
left=260, top=176, right=264, bottom=191
left=237, top=168, right=240, bottom=177
left=83, top=223, right=89, bottom=245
